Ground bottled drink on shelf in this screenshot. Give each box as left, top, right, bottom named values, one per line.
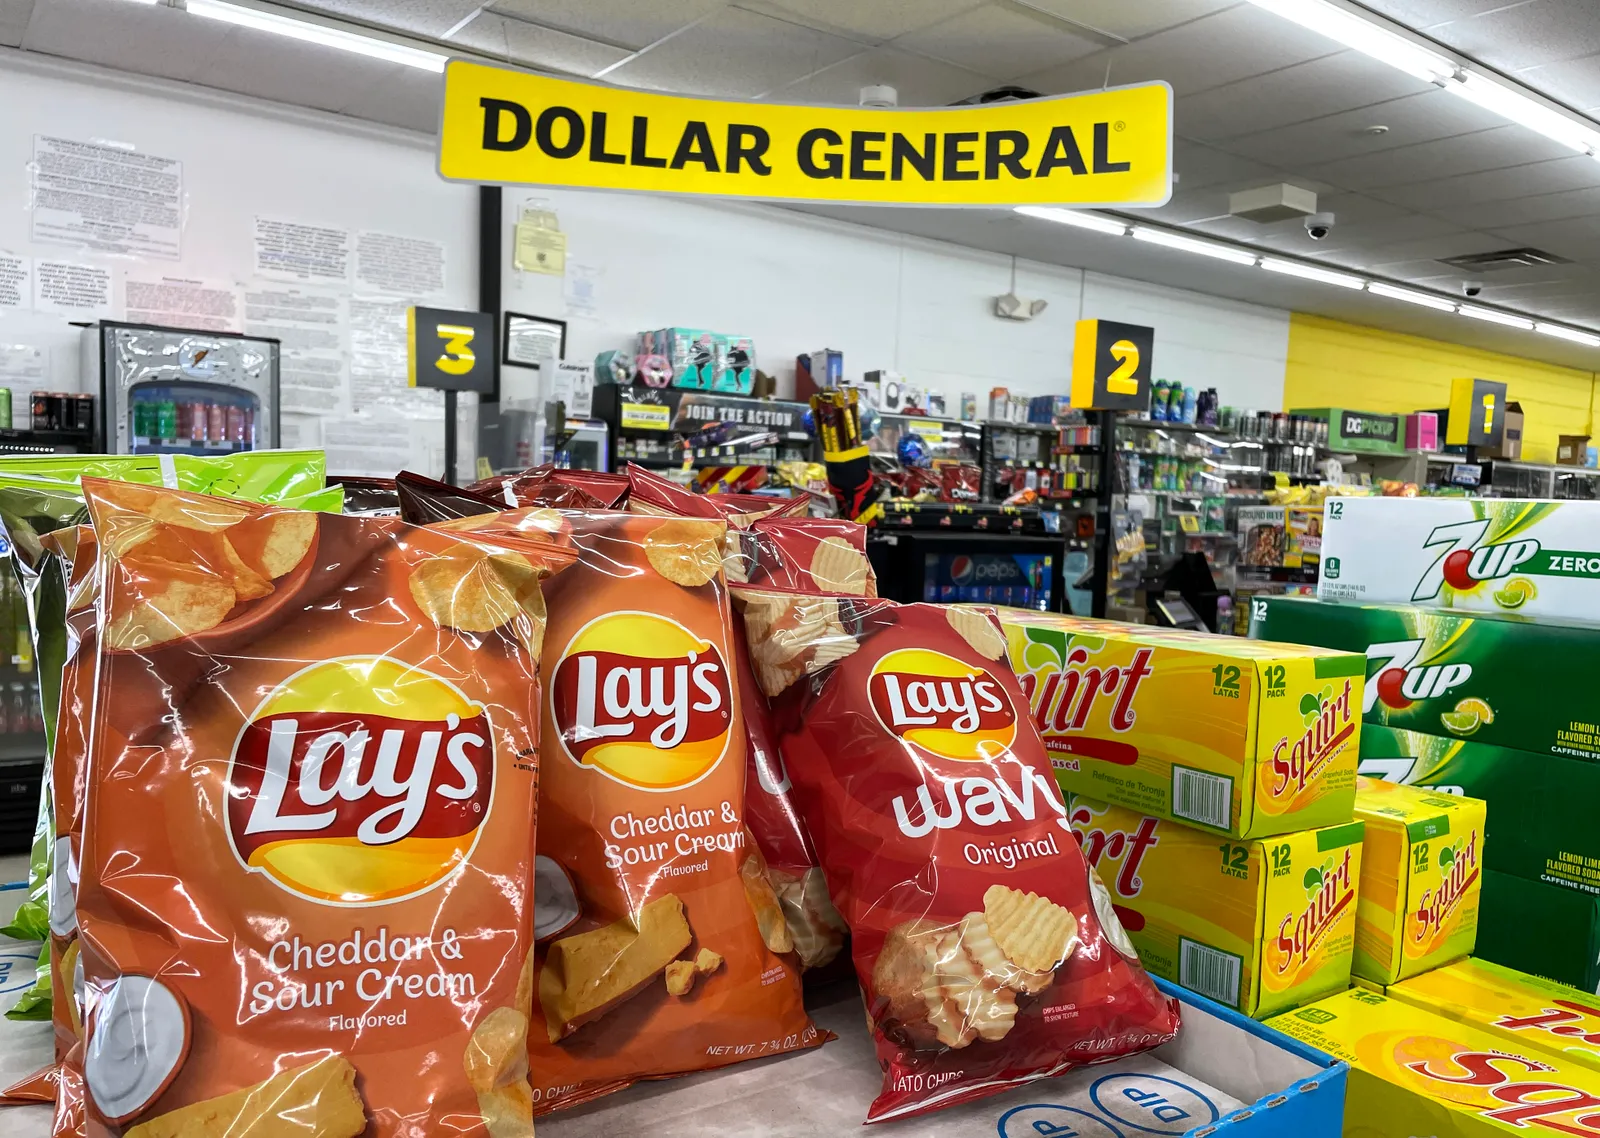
left=207, top=402, right=225, bottom=443
left=156, top=400, right=178, bottom=441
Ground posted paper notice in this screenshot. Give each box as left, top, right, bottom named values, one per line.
left=254, top=218, right=352, bottom=284
left=31, top=135, right=182, bottom=260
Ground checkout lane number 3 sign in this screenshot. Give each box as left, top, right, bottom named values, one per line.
left=437, top=61, right=1172, bottom=209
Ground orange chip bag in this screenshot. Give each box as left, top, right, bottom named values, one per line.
left=423, top=506, right=824, bottom=1113
left=71, top=480, right=572, bottom=1138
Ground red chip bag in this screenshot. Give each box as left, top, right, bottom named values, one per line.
left=625, top=463, right=804, bottom=523
left=469, top=466, right=629, bottom=510
left=736, top=591, right=1180, bottom=1121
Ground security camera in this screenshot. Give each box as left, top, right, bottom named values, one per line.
left=1304, top=212, right=1336, bottom=241
left=1462, top=281, right=1484, bottom=298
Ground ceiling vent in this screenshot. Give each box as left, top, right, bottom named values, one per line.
left=1439, top=248, right=1571, bottom=271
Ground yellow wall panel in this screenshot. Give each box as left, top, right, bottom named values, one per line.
left=1282, top=313, right=1597, bottom=464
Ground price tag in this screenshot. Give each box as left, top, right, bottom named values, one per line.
left=620, top=403, right=671, bottom=430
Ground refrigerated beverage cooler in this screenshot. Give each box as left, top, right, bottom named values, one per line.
left=82, top=323, right=280, bottom=454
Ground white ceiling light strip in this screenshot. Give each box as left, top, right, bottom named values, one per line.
left=1366, top=283, right=1458, bottom=311
left=1259, top=257, right=1366, bottom=289
left=186, top=0, right=449, bottom=71
left=1012, top=206, right=1130, bottom=235
left=1131, top=226, right=1259, bottom=264
left=1243, top=0, right=1453, bottom=82
left=1537, top=323, right=1600, bottom=347
left=1445, top=72, right=1600, bottom=156
left=1458, top=304, right=1536, bottom=330
left=1011, top=207, right=1600, bottom=342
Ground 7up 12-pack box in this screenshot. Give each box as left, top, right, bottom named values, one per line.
left=1250, top=594, right=1600, bottom=760
left=1068, top=793, right=1363, bottom=1018
left=1319, top=496, right=1600, bottom=620
left=995, top=610, right=1364, bottom=839
left=1361, top=724, right=1600, bottom=895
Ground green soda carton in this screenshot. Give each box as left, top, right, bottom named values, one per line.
left=1477, top=869, right=1600, bottom=993
left=1361, top=723, right=1600, bottom=896
left=1249, top=594, right=1600, bottom=760
left=1319, top=497, right=1600, bottom=620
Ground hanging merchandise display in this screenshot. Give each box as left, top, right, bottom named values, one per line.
left=438, top=64, right=1172, bottom=208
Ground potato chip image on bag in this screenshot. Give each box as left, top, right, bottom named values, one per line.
left=736, top=590, right=1180, bottom=1122
left=72, top=481, right=572, bottom=1138
left=412, top=505, right=824, bottom=1115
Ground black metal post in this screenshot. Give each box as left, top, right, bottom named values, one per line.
left=476, top=185, right=503, bottom=476
left=1090, top=409, right=1116, bottom=617
left=444, top=389, right=458, bottom=485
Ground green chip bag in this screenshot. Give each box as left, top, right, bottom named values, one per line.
left=169, top=448, right=326, bottom=502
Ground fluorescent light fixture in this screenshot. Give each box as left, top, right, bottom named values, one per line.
left=1132, top=226, right=1259, bottom=265
left=1244, top=0, right=1454, bottom=82
left=1446, top=71, right=1600, bottom=154
left=1537, top=323, right=1600, bottom=347
left=1367, top=282, right=1457, bottom=312
left=1458, top=304, right=1534, bottom=330
left=1012, top=206, right=1129, bottom=236
left=1260, top=258, right=1365, bottom=289
left=186, top=0, right=449, bottom=70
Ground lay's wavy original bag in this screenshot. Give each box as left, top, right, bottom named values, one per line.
left=738, top=593, right=1180, bottom=1122
left=69, top=480, right=567, bottom=1138
left=420, top=505, right=824, bottom=1113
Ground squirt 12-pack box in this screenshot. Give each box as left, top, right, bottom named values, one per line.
left=1351, top=777, right=1484, bottom=986
left=995, top=610, right=1365, bottom=839
left=1249, top=594, right=1600, bottom=761
left=1271, top=987, right=1600, bottom=1137
left=1318, top=496, right=1600, bottom=621
left=1067, top=793, right=1363, bottom=1018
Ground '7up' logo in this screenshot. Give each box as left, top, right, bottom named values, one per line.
left=1365, top=639, right=1472, bottom=713
left=1415, top=519, right=1540, bottom=601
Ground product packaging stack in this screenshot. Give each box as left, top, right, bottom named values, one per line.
left=2, top=454, right=1288, bottom=1138
left=990, top=610, right=1375, bottom=1019
left=1252, top=495, right=1600, bottom=992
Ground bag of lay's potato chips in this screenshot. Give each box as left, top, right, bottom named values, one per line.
left=167, top=448, right=326, bottom=501
left=624, top=462, right=806, bottom=522
left=736, top=591, right=1180, bottom=1122
left=65, top=479, right=571, bottom=1138
left=0, top=485, right=346, bottom=1118
left=397, top=491, right=826, bottom=1113
left=470, top=466, right=630, bottom=509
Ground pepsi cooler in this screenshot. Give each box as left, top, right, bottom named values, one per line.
left=868, top=533, right=1069, bottom=613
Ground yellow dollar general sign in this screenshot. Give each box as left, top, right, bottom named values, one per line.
left=438, top=61, right=1172, bottom=208
left=1446, top=376, right=1508, bottom=447
left=1071, top=319, right=1155, bottom=411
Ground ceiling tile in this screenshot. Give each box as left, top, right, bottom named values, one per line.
left=1356, top=0, right=1538, bottom=28
left=1422, top=0, right=1600, bottom=73
left=21, top=0, right=232, bottom=83
left=189, top=26, right=402, bottom=112
left=338, top=67, right=445, bottom=132
left=1176, top=52, right=1430, bottom=143
left=892, top=3, right=1103, bottom=83
left=451, top=12, right=630, bottom=75
left=740, top=0, right=982, bottom=44
left=0, top=0, right=32, bottom=44
left=1019, top=3, right=1344, bottom=98
left=1442, top=184, right=1600, bottom=229
left=1515, top=54, right=1600, bottom=115
left=1371, top=156, right=1600, bottom=214
left=768, top=44, right=989, bottom=106
left=1010, top=0, right=1238, bottom=42
left=1169, top=139, right=1278, bottom=190
left=1315, top=125, right=1579, bottom=197
left=1217, top=87, right=1506, bottom=170
left=287, top=0, right=480, bottom=39
left=482, top=0, right=727, bottom=51
left=603, top=7, right=860, bottom=98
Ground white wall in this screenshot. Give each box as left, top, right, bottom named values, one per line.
left=0, top=54, right=478, bottom=476
left=501, top=191, right=1292, bottom=412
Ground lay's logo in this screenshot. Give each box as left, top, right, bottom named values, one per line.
left=550, top=611, right=733, bottom=790
left=226, top=657, right=494, bottom=905
left=869, top=648, right=1017, bottom=761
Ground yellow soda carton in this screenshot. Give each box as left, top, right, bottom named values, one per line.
left=1270, top=987, right=1600, bottom=1137
left=997, top=610, right=1365, bottom=839
left=1068, top=793, right=1364, bottom=1018
left=1389, top=957, right=1600, bottom=1073
left=1353, top=776, right=1486, bottom=985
